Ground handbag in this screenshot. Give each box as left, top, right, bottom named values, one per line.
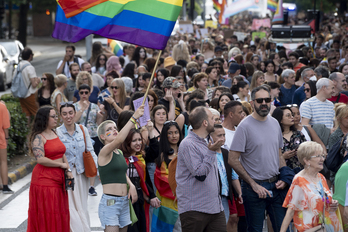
left=79, top=124, right=97, bottom=177
left=129, top=199, right=138, bottom=226
left=325, top=135, right=345, bottom=172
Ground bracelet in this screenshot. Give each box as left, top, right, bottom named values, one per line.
left=130, top=118, right=137, bottom=124
left=132, top=116, right=137, bottom=121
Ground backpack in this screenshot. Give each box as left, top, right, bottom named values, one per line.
left=11, top=63, right=31, bottom=98
left=62, top=56, right=80, bottom=73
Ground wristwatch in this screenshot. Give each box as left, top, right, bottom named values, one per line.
left=66, top=168, right=72, bottom=172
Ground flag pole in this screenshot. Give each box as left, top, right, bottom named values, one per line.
left=142, top=50, right=162, bottom=105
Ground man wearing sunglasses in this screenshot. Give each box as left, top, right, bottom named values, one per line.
left=229, top=85, right=288, bottom=232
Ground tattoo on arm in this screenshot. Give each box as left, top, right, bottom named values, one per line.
left=32, top=134, right=45, bottom=160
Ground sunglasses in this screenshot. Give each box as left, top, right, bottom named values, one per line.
left=164, top=120, right=178, bottom=126
left=286, top=104, right=298, bottom=108
left=111, top=86, right=119, bottom=89
left=254, top=98, right=272, bottom=104
left=79, top=91, right=89, bottom=95
left=60, top=101, right=74, bottom=106
left=41, top=78, right=47, bottom=81
left=304, top=88, right=311, bottom=92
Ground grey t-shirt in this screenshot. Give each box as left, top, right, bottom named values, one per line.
left=64, top=79, right=76, bottom=101
left=230, top=115, right=283, bottom=180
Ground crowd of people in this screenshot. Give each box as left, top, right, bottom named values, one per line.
left=1, top=12, right=348, bottom=232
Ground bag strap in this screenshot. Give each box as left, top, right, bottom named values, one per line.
left=17, top=63, right=31, bottom=89
left=79, top=124, right=88, bottom=152
left=84, top=103, right=92, bottom=127
left=334, top=93, right=341, bottom=103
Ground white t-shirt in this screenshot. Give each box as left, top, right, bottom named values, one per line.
left=223, top=127, right=236, bottom=151
left=300, top=96, right=334, bottom=128
left=56, top=57, right=84, bottom=78
left=18, top=60, right=37, bottom=98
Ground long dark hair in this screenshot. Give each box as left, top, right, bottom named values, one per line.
left=170, top=65, right=182, bottom=77
left=271, top=107, right=296, bottom=132
left=120, top=128, right=145, bottom=158
left=132, top=47, right=147, bottom=66
left=218, top=93, right=233, bottom=112
left=155, top=68, right=169, bottom=89
left=231, top=81, right=248, bottom=95
left=29, top=106, right=55, bottom=156
left=122, top=62, right=136, bottom=79
left=156, top=122, right=182, bottom=168
left=95, top=54, right=107, bottom=71
left=306, top=80, right=317, bottom=98
left=38, top=73, right=55, bottom=98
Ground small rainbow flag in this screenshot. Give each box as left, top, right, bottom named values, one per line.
left=108, top=39, right=123, bottom=57
left=213, top=0, right=221, bottom=12
left=212, top=0, right=227, bottom=24
left=272, top=0, right=283, bottom=24
left=267, top=0, right=278, bottom=12
left=53, top=0, right=183, bottom=50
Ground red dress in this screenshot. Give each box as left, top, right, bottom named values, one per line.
left=27, top=137, right=69, bottom=232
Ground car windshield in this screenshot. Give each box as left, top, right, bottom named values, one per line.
left=0, top=42, right=17, bottom=56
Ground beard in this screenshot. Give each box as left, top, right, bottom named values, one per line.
left=71, top=73, right=77, bottom=80
left=207, top=122, right=215, bottom=134
left=255, top=104, right=270, bottom=117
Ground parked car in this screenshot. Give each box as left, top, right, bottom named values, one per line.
left=0, top=45, right=14, bottom=91
left=0, top=40, right=24, bottom=64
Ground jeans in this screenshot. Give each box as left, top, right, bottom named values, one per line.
left=221, top=196, right=230, bottom=223
left=242, top=180, right=286, bottom=232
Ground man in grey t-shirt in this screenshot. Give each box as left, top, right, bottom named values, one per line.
left=228, top=85, right=287, bottom=232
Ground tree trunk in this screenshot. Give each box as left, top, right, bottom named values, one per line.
left=17, top=2, right=29, bottom=47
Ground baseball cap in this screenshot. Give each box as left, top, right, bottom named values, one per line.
left=162, top=77, right=181, bottom=89
left=228, top=63, right=241, bottom=74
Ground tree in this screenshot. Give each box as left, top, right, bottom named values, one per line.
left=283, top=0, right=335, bottom=13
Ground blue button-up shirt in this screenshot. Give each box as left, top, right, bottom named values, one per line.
left=56, top=123, right=97, bottom=175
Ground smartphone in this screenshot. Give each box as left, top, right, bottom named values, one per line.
left=107, top=199, right=116, bottom=206
left=292, top=144, right=300, bottom=151
left=267, top=190, right=273, bottom=198
left=98, top=89, right=111, bottom=104
left=177, top=93, right=181, bottom=98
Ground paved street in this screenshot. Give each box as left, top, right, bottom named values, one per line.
left=0, top=37, right=87, bottom=97
left=0, top=173, right=104, bottom=231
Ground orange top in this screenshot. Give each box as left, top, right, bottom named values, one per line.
left=0, top=102, right=10, bottom=149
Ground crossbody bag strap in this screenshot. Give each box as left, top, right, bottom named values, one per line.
left=79, top=124, right=88, bottom=152
left=84, top=103, right=92, bottom=127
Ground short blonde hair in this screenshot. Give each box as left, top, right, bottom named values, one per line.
left=297, top=141, right=323, bottom=166
left=208, top=107, right=220, bottom=117
left=335, top=103, right=348, bottom=126
left=76, top=71, right=93, bottom=89
left=97, top=120, right=117, bottom=145
left=54, top=74, right=67, bottom=87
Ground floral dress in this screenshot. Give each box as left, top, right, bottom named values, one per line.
left=283, top=173, right=343, bottom=232
left=73, top=102, right=99, bottom=138
left=282, top=131, right=306, bottom=170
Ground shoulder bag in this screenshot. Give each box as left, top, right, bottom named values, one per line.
left=79, top=124, right=97, bottom=177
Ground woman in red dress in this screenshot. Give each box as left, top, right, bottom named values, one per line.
left=27, top=105, right=73, bottom=232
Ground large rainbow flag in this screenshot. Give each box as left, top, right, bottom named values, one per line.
left=272, top=0, right=283, bottom=24
left=53, top=0, right=183, bottom=50
left=267, top=0, right=278, bottom=12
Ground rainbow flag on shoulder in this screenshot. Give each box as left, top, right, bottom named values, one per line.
left=53, top=0, right=183, bottom=50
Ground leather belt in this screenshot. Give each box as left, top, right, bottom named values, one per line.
left=253, top=176, right=278, bottom=183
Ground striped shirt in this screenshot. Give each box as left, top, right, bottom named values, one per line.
left=300, top=96, right=334, bottom=128
left=176, top=130, right=223, bottom=215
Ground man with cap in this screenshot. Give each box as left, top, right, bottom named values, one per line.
left=158, top=77, right=184, bottom=118
left=222, top=63, right=241, bottom=88
left=214, top=46, right=223, bottom=59
left=164, top=57, right=176, bottom=72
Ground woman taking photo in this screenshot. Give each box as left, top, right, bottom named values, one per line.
left=27, top=106, right=72, bottom=231
left=73, top=71, right=100, bottom=104
left=102, top=79, right=130, bottom=124
left=37, top=73, right=55, bottom=107
left=231, top=81, right=250, bottom=102
left=120, top=128, right=161, bottom=232
left=264, top=60, right=279, bottom=83
left=51, top=74, right=68, bottom=126
left=96, top=106, right=144, bottom=232
left=92, top=54, right=107, bottom=76
left=205, top=66, right=218, bottom=88
left=250, top=71, right=265, bottom=90
left=153, top=121, right=183, bottom=231
left=280, top=141, right=342, bottom=232
left=218, top=93, right=233, bottom=122
left=272, top=107, right=306, bottom=172
left=57, top=102, right=98, bottom=231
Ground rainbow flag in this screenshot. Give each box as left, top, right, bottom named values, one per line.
left=57, top=0, right=107, bottom=18
left=272, top=0, right=283, bottom=24
left=212, top=0, right=227, bottom=24
left=108, top=39, right=123, bottom=56
left=267, top=0, right=278, bottom=12
left=213, top=0, right=221, bottom=12
left=53, top=0, right=183, bottom=50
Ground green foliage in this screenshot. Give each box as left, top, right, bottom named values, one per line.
left=283, top=0, right=336, bottom=13
left=2, top=94, right=29, bottom=158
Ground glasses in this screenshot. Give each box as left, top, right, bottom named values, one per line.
left=310, top=154, right=326, bottom=160
left=286, top=104, right=298, bottom=108
left=254, top=98, right=272, bottom=103
left=284, top=113, right=294, bottom=118
left=164, top=120, right=178, bottom=126
left=110, top=86, right=119, bottom=89
left=304, top=88, right=311, bottom=92
left=79, top=91, right=89, bottom=95
left=41, top=78, right=47, bottom=81
left=49, top=115, right=58, bottom=119
left=60, top=101, right=74, bottom=106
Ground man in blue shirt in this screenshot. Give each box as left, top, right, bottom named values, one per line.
left=279, top=69, right=297, bottom=106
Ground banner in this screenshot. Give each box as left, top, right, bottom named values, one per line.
left=252, top=19, right=271, bottom=30
left=252, top=32, right=266, bottom=41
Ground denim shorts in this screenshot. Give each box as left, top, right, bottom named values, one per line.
left=98, top=194, right=131, bottom=229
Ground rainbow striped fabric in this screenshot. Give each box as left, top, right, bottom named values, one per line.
left=53, top=0, right=183, bottom=50
left=108, top=39, right=123, bottom=56
left=267, top=0, right=278, bottom=12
